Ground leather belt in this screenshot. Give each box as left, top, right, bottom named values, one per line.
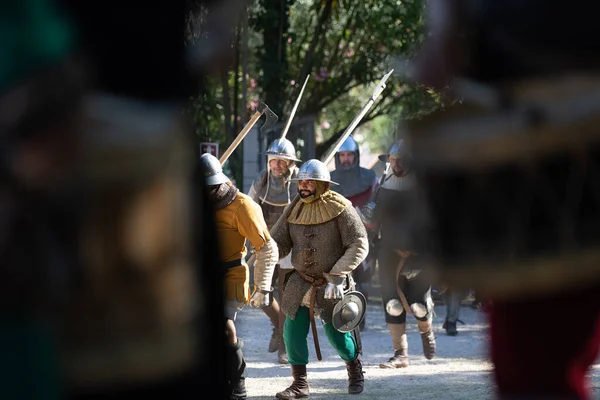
left=296, top=270, right=325, bottom=361
left=223, top=259, right=245, bottom=269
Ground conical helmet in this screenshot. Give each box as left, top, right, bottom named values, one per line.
left=262, top=137, right=302, bottom=162
left=291, top=159, right=339, bottom=185
left=199, top=153, right=230, bottom=185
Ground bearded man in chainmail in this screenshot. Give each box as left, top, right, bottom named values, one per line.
left=271, top=159, right=368, bottom=399
left=362, top=139, right=436, bottom=369
left=330, top=136, right=377, bottom=331
left=200, top=153, right=279, bottom=400
left=248, top=137, right=301, bottom=364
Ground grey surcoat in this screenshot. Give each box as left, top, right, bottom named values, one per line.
left=272, top=206, right=368, bottom=323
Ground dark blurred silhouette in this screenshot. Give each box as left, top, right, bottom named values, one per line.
left=406, top=1, right=600, bottom=399
left=1, top=0, right=242, bottom=398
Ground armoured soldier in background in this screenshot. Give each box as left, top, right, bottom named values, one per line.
left=201, top=153, right=279, bottom=400
left=330, top=136, right=377, bottom=330
left=248, top=138, right=301, bottom=364
left=330, top=136, right=377, bottom=207
left=272, top=159, right=368, bottom=399
left=362, top=139, right=436, bottom=369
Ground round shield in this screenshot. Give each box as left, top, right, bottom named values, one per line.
left=332, top=291, right=367, bottom=333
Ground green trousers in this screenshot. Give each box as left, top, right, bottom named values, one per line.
left=283, top=306, right=358, bottom=365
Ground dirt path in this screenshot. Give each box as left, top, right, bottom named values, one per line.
left=237, top=301, right=600, bottom=399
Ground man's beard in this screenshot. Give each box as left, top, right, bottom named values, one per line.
left=299, top=189, right=316, bottom=198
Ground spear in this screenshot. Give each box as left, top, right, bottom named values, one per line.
left=280, top=75, right=310, bottom=139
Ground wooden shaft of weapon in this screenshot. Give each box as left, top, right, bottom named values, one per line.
left=280, top=75, right=310, bottom=139
left=322, top=98, right=376, bottom=165
left=220, top=110, right=263, bottom=165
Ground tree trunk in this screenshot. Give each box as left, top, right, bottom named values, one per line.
left=258, top=0, right=293, bottom=119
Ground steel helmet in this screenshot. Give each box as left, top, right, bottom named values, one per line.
left=335, top=135, right=360, bottom=169
left=291, top=159, right=339, bottom=185
left=378, top=139, right=411, bottom=163
left=337, top=135, right=359, bottom=153
left=262, top=137, right=302, bottom=162
left=200, top=153, right=230, bottom=185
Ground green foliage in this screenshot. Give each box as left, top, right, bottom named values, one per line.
left=282, top=0, right=441, bottom=156
left=186, top=77, right=225, bottom=143
left=186, top=0, right=442, bottom=171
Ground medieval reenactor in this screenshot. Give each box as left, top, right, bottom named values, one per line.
left=248, top=137, right=301, bottom=364
left=200, top=153, right=279, bottom=400
left=330, top=135, right=377, bottom=207
left=405, top=1, right=600, bottom=397
left=272, top=159, right=368, bottom=399
left=330, top=135, right=377, bottom=330
left=362, top=139, right=436, bottom=369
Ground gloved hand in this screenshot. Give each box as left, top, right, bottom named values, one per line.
left=225, top=265, right=250, bottom=303
left=323, top=274, right=345, bottom=300
left=249, top=287, right=273, bottom=307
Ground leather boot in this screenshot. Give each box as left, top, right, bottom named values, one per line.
left=346, top=357, right=364, bottom=394
left=275, top=364, right=309, bottom=399
left=227, top=339, right=247, bottom=400
left=379, top=348, right=409, bottom=368
left=380, top=323, right=409, bottom=368
left=417, top=319, right=436, bottom=360
left=443, top=319, right=458, bottom=336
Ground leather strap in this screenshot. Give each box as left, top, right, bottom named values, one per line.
left=296, top=270, right=325, bottom=361
left=394, top=251, right=414, bottom=315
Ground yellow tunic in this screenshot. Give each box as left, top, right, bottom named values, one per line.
left=215, top=192, right=271, bottom=303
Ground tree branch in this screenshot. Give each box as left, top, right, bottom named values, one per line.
left=326, top=4, right=359, bottom=73
left=314, top=94, right=392, bottom=158
left=295, top=12, right=316, bottom=64
left=311, top=81, right=358, bottom=112
left=296, top=0, right=334, bottom=85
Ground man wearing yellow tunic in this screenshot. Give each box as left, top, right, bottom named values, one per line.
left=200, top=153, right=278, bottom=400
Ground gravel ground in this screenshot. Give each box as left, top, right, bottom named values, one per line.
left=237, top=297, right=600, bottom=399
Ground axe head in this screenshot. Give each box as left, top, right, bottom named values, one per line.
left=257, top=102, right=278, bottom=133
